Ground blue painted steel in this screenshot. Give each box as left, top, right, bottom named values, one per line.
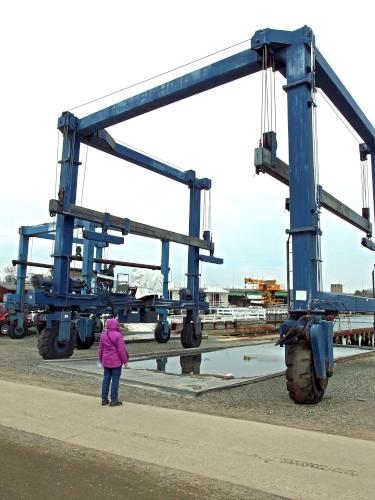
left=199, top=255, right=224, bottom=265
left=161, top=240, right=170, bottom=299
left=372, top=153, right=375, bottom=221
left=53, top=113, right=81, bottom=296
left=187, top=186, right=201, bottom=334
left=77, top=50, right=262, bottom=136
left=315, top=49, right=375, bottom=150
left=160, top=240, right=170, bottom=333
left=20, top=223, right=56, bottom=236
left=81, top=222, right=95, bottom=294
left=284, top=35, right=320, bottom=310
left=15, top=232, right=29, bottom=304
left=10, top=24, right=375, bottom=369
left=83, top=229, right=124, bottom=245
left=84, top=130, right=211, bottom=189
left=94, top=244, right=104, bottom=272
left=58, top=311, right=72, bottom=341
left=76, top=317, right=94, bottom=341
left=314, top=292, right=375, bottom=313
left=309, top=320, right=334, bottom=379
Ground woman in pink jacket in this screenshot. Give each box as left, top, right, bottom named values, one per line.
left=98, top=318, right=129, bottom=406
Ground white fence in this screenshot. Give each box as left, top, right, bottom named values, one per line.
left=169, top=307, right=267, bottom=324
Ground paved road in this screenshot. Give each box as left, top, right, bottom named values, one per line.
left=0, top=380, right=374, bottom=499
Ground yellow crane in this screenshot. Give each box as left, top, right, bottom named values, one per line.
left=244, top=277, right=285, bottom=306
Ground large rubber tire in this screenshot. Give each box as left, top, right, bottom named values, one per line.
left=1, top=322, right=9, bottom=335
left=286, top=341, right=327, bottom=404
left=38, top=324, right=76, bottom=360
left=154, top=322, right=171, bottom=343
left=8, top=321, right=28, bottom=339
left=181, top=322, right=202, bottom=349
left=76, top=332, right=95, bottom=350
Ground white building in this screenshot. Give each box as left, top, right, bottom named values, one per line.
left=168, top=284, right=229, bottom=308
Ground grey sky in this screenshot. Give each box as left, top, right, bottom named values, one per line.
left=1, top=0, right=374, bottom=292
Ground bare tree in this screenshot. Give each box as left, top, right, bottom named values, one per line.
left=3, top=265, right=16, bottom=284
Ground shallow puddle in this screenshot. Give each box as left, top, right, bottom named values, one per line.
left=129, top=343, right=363, bottom=379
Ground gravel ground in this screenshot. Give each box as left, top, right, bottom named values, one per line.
left=0, top=333, right=375, bottom=442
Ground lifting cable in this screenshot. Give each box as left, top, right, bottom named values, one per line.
left=360, top=155, right=370, bottom=216
left=259, top=45, right=277, bottom=146
left=315, top=89, right=369, bottom=219
left=316, top=89, right=369, bottom=219
left=52, top=129, right=62, bottom=265
left=310, top=41, right=323, bottom=291
left=68, top=38, right=251, bottom=112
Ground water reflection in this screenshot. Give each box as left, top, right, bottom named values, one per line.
left=155, top=357, right=167, bottom=371
left=129, top=343, right=363, bottom=379
left=180, top=354, right=202, bottom=374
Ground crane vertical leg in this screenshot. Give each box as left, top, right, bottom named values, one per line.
left=155, top=240, right=171, bottom=343
left=8, top=233, right=29, bottom=339
left=38, top=113, right=80, bottom=359
left=281, top=38, right=332, bottom=403
left=181, top=186, right=202, bottom=348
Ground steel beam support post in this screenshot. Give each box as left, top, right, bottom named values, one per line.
left=284, top=36, right=320, bottom=310
left=160, top=239, right=170, bottom=332
left=371, top=152, right=375, bottom=223
left=11, top=232, right=30, bottom=328
left=82, top=221, right=95, bottom=294
left=15, top=232, right=29, bottom=307
left=187, top=186, right=201, bottom=335
left=53, top=113, right=81, bottom=297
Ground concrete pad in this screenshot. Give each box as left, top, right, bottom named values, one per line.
left=0, top=379, right=374, bottom=500
left=41, top=344, right=368, bottom=396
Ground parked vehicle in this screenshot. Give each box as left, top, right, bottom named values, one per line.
left=0, top=307, right=9, bottom=335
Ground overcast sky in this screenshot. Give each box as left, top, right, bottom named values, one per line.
left=1, top=0, right=375, bottom=292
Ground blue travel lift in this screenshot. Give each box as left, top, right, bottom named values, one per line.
left=5, top=144, right=223, bottom=355
left=5, top=25, right=375, bottom=403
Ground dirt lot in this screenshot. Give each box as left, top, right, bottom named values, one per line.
left=1, top=424, right=282, bottom=500
left=0, top=333, right=374, bottom=442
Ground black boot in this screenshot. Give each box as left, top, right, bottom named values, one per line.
left=110, top=400, right=123, bottom=407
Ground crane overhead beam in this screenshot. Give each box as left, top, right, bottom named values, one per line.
left=82, top=129, right=211, bottom=189
left=73, top=50, right=262, bottom=136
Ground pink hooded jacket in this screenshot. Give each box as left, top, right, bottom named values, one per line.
left=98, top=319, right=129, bottom=368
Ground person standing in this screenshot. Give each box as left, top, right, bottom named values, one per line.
left=98, top=318, right=129, bottom=406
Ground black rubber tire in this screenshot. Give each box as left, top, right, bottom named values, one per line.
left=1, top=322, right=9, bottom=335
left=76, top=333, right=95, bottom=350
left=8, top=321, right=28, bottom=339
left=181, top=322, right=202, bottom=349
left=92, top=318, right=103, bottom=334
left=286, top=341, right=327, bottom=404
left=38, top=324, right=76, bottom=359
left=154, top=322, right=171, bottom=343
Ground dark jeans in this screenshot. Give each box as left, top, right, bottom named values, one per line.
left=101, top=366, right=122, bottom=401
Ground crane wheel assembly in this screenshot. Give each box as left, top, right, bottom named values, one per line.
left=154, top=322, right=171, bottom=343
left=38, top=324, right=76, bottom=360
left=8, top=321, right=28, bottom=340
left=286, top=341, right=327, bottom=404
left=181, top=321, right=202, bottom=349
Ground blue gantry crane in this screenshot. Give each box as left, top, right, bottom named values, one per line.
left=5, top=25, right=375, bottom=403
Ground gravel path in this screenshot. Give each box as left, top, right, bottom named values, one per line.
left=1, top=334, right=374, bottom=442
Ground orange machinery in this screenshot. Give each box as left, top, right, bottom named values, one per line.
left=244, top=277, right=285, bottom=306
